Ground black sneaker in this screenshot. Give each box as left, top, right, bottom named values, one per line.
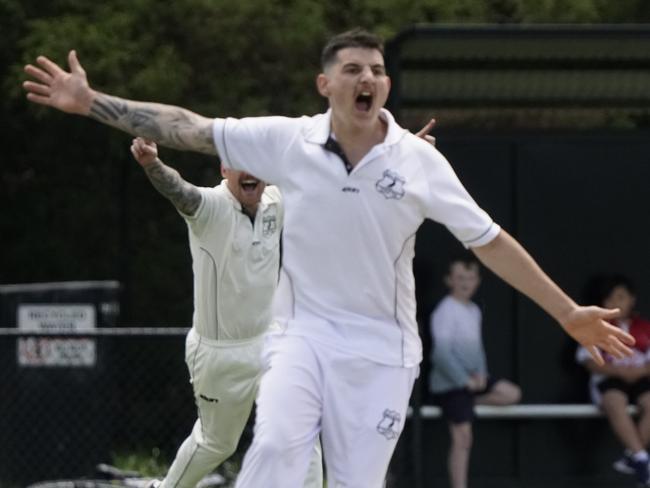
left=613, top=452, right=635, bottom=475
left=629, top=457, right=650, bottom=485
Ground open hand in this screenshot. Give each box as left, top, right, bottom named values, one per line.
left=562, top=306, right=634, bottom=365
left=23, top=50, right=95, bottom=115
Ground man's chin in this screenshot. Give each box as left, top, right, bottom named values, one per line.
left=241, top=194, right=261, bottom=207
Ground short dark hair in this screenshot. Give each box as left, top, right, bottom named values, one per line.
left=321, top=28, right=384, bottom=69
left=582, top=273, right=636, bottom=306
left=447, top=252, right=480, bottom=275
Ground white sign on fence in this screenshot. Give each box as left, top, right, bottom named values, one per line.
left=17, top=304, right=97, bottom=367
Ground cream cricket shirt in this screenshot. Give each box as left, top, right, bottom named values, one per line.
left=213, top=109, right=499, bottom=366
left=180, top=181, right=282, bottom=341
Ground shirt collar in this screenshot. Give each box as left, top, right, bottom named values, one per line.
left=220, top=179, right=242, bottom=211
left=304, top=108, right=407, bottom=147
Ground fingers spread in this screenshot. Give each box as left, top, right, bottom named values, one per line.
left=36, top=55, right=66, bottom=76
left=24, top=64, right=53, bottom=85
left=600, top=307, right=621, bottom=320
left=604, top=343, right=625, bottom=360
left=605, top=322, right=635, bottom=345
left=586, top=345, right=604, bottom=366
left=68, top=50, right=85, bottom=74
left=598, top=332, right=634, bottom=359
left=26, top=92, right=51, bottom=106
left=23, top=81, right=51, bottom=96
left=609, top=338, right=634, bottom=358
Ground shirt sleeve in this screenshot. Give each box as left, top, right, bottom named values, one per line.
left=178, top=187, right=229, bottom=239
left=263, top=185, right=284, bottom=229
left=430, top=306, right=471, bottom=387
left=415, top=137, right=500, bottom=248
left=212, top=116, right=302, bottom=186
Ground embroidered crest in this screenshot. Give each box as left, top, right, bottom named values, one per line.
left=375, top=169, right=406, bottom=200
left=262, top=214, right=277, bottom=237
left=376, top=409, right=401, bottom=440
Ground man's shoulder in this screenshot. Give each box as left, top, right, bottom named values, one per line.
left=391, top=133, right=450, bottom=180
left=262, top=185, right=282, bottom=205
left=403, top=132, right=446, bottom=159
left=193, top=183, right=235, bottom=214
left=202, top=183, right=229, bottom=200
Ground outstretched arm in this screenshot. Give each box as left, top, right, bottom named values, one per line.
left=472, top=229, right=634, bottom=366
left=131, top=137, right=202, bottom=215
left=24, top=51, right=216, bottom=155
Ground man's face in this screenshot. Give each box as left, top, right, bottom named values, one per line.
left=222, top=168, right=266, bottom=212
left=317, top=47, right=391, bottom=128
left=445, top=262, right=481, bottom=302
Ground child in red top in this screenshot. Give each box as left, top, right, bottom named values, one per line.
left=577, top=274, right=650, bottom=486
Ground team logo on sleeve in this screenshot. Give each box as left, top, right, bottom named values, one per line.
left=376, top=409, right=401, bottom=440
left=262, top=214, right=278, bottom=237
left=375, top=170, right=406, bottom=200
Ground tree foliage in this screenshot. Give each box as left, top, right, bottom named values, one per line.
left=2, top=0, right=648, bottom=324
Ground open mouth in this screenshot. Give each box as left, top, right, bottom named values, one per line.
left=240, top=178, right=260, bottom=194
left=355, top=91, right=373, bottom=112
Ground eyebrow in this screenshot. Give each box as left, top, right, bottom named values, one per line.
left=341, top=62, right=386, bottom=70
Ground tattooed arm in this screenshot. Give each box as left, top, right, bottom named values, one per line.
left=92, top=94, right=215, bottom=155
left=24, top=50, right=216, bottom=155
left=131, top=138, right=202, bottom=215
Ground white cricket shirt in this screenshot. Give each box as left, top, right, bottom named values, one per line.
left=213, top=109, right=499, bottom=366
left=180, top=180, right=283, bottom=341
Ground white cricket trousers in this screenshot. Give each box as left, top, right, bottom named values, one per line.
left=235, top=333, right=418, bottom=488
left=161, top=329, right=323, bottom=488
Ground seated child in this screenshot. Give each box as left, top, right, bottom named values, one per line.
left=429, top=254, right=521, bottom=488
left=576, top=274, right=650, bottom=486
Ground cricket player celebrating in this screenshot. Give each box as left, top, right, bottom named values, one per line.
left=127, top=137, right=323, bottom=488
left=24, top=28, right=634, bottom=488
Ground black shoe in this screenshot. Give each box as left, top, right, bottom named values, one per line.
left=613, top=452, right=635, bottom=475
left=629, top=457, right=650, bottom=485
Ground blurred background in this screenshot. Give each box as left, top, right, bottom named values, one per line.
left=2, top=0, right=650, bottom=487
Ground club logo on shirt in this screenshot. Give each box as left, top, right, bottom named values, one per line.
left=375, top=169, right=405, bottom=200
left=376, top=409, right=401, bottom=440
left=262, top=214, right=277, bottom=237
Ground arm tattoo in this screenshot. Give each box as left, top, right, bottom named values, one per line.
left=143, top=160, right=202, bottom=215
left=89, top=93, right=217, bottom=155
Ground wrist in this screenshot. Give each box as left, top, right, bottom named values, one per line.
left=141, top=157, right=162, bottom=171
left=556, top=301, right=579, bottom=328
left=81, top=88, right=98, bottom=116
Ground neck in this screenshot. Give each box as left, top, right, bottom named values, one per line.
left=330, top=113, right=387, bottom=166
left=331, top=113, right=385, bottom=142
left=241, top=203, right=258, bottom=219
left=450, top=293, right=472, bottom=304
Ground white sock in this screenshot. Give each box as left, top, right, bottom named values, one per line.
left=632, top=450, right=649, bottom=462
